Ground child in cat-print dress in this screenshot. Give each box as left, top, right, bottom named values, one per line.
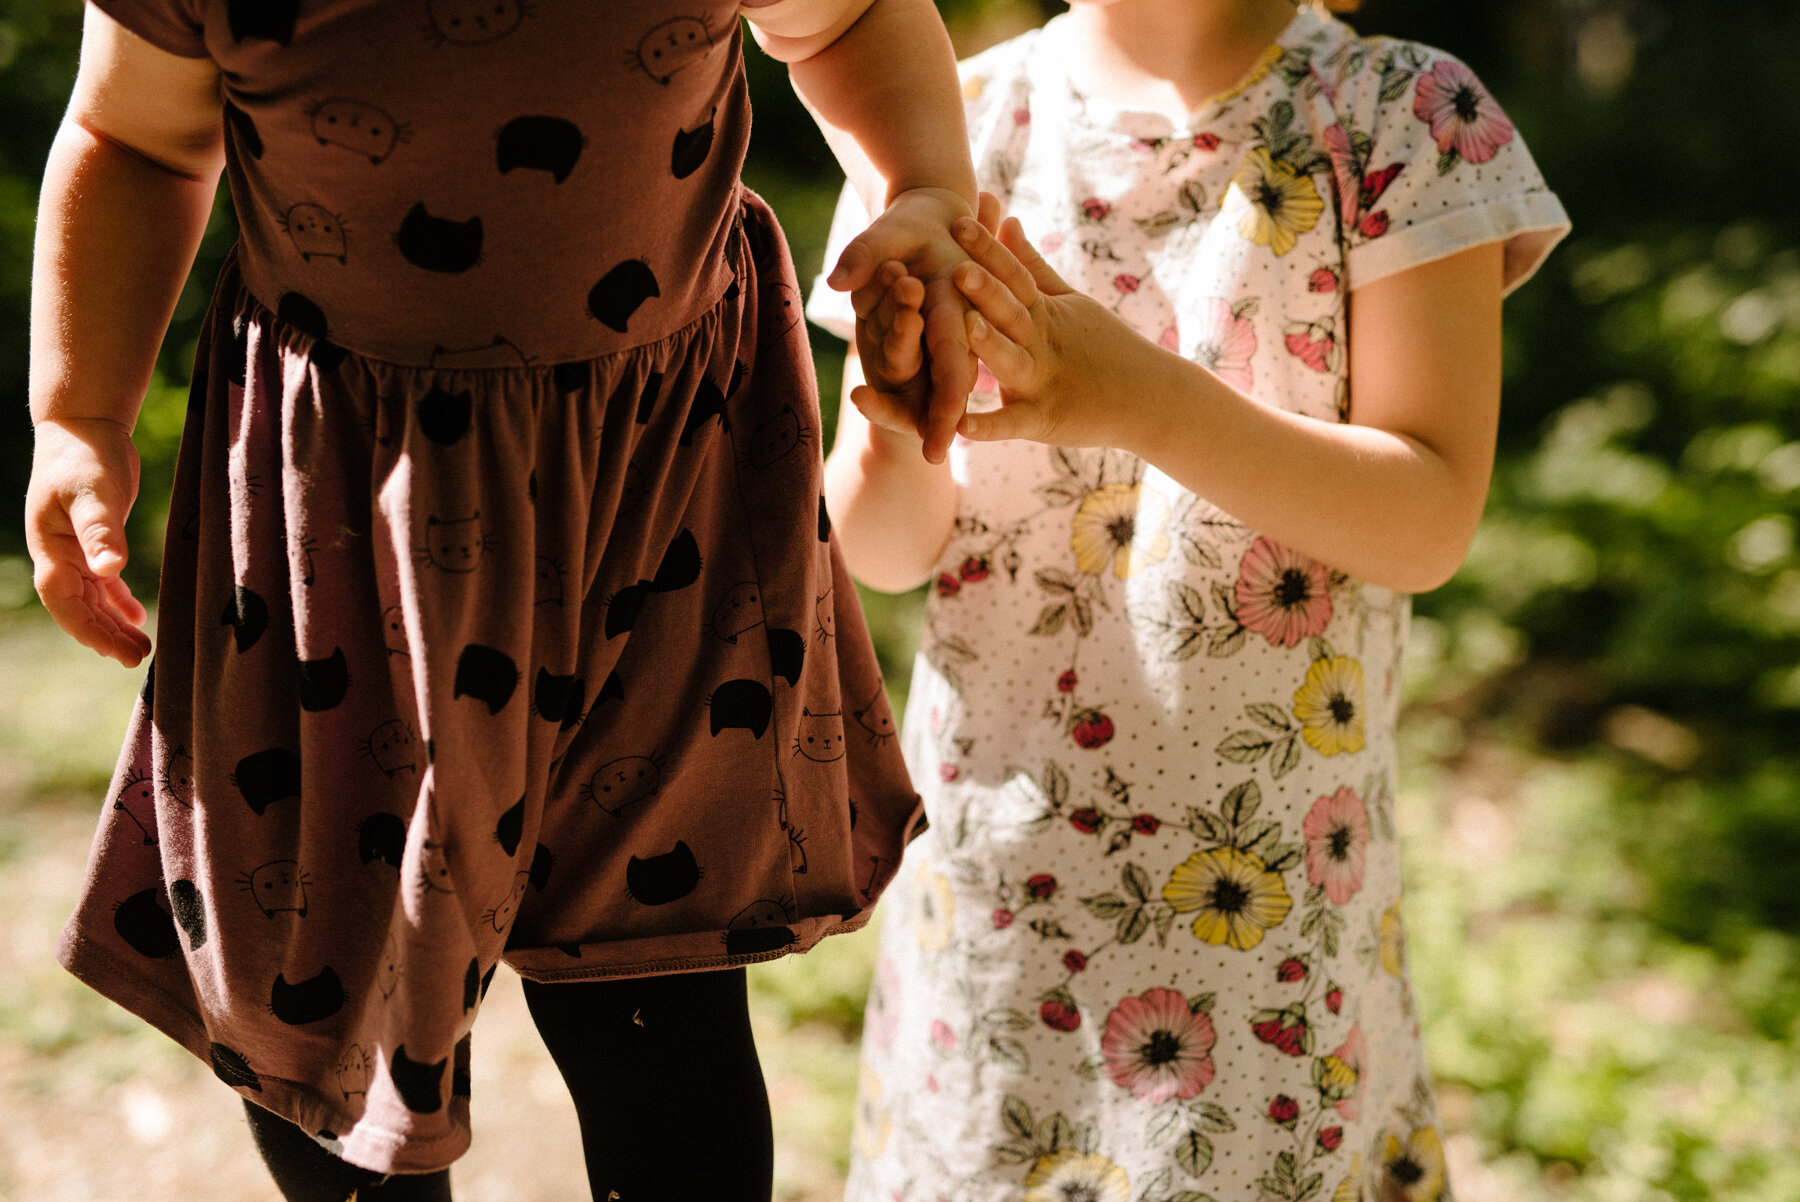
left=25, top=0, right=978, bottom=1197
left=809, top=1, right=1569, bottom=1199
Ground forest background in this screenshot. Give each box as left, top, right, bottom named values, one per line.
left=1, top=0, right=1797, bottom=1199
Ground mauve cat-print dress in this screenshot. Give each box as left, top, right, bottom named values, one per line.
left=58, top=0, right=922, bottom=1174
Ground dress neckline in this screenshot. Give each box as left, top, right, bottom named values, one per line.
left=1036, top=5, right=1323, bottom=135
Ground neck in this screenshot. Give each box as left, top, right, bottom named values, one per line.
left=1061, top=0, right=1302, bottom=119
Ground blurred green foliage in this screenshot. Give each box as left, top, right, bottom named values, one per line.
left=2, top=2, right=1797, bottom=1199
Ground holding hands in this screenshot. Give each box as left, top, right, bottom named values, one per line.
left=825, top=185, right=978, bottom=464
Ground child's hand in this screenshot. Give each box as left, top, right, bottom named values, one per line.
left=826, top=185, right=976, bottom=464
left=949, top=204, right=1161, bottom=450
left=25, top=418, right=151, bottom=667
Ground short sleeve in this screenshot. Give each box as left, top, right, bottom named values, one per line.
left=1337, top=43, right=1569, bottom=296
left=803, top=184, right=871, bottom=343
left=90, top=0, right=210, bottom=59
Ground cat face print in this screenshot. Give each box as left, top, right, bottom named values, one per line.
left=618, top=462, right=647, bottom=515
left=336, top=1043, right=373, bottom=1100
left=815, top=588, right=837, bottom=642
left=792, top=708, right=846, bottom=763
left=534, top=556, right=563, bottom=606
left=853, top=689, right=896, bottom=747
left=728, top=897, right=794, bottom=931
left=419, top=512, right=491, bottom=573
left=383, top=605, right=410, bottom=657
left=160, top=745, right=195, bottom=808
left=580, top=754, right=663, bottom=816
left=113, top=767, right=158, bottom=845
left=378, top=932, right=403, bottom=1000
left=238, top=860, right=310, bottom=918
left=310, top=99, right=410, bottom=164
left=360, top=719, right=418, bottom=779
left=419, top=819, right=456, bottom=894
left=744, top=404, right=810, bottom=470
left=280, top=203, right=349, bottom=263
left=706, top=581, right=765, bottom=644
left=482, top=872, right=531, bottom=934
left=631, top=17, right=714, bottom=85
left=426, top=0, right=530, bottom=45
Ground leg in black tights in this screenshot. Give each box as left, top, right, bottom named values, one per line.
left=243, top=1099, right=454, bottom=1202
left=522, top=968, right=775, bottom=1202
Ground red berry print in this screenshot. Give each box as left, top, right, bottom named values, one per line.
left=1277, top=957, right=1308, bottom=982
left=1039, top=999, right=1081, bottom=1031
left=1071, top=711, right=1115, bottom=750
left=1056, top=670, right=1078, bottom=694
left=1012, top=107, right=1030, bottom=126
left=1308, top=266, right=1339, bottom=293
left=1318, top=1126, right=1344, bottom=1151
left=939, top=762, right=960, bottom=783
left=1113, top=273, right=1140, bottom=294
left=1325, top=986, right=1344, bottom=1014
left=1025, top=873, right=1058, bottom=899
left=1068, top=808, right=1103, bottom=834
left=935, top=573, right=961, bottom=597
left=1251, top=1009, right=1310, bottom=1057
left=1062, top=949, right=1088, bottom=973
left=1359, top=210, right=1390, bottom=238
left=959, top=555, right=990, bottom=582
left=992, top=908, right=1014, bottom=929
left=1269, top=1094, right=1300, bottom=1126
left=1131, top=813, right=1161, bottom=835
left=1081, top=197, right=1111, bottom=220
left=1194, top=132, right=1221, bottom=151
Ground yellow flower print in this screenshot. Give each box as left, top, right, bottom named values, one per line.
left=1382, top=1126, right=1447, bottom=1202
left=1293, top=654, right=1366, bottom=756
left=1071, top=483, right=1171, bottom=580
left=1333, top=1154, right=1365, bottom=1202
left=1379, top=898, right=1406, bottom=978
left=1225, top=146, right=1325, bottom=256
left=1162, top=846, right=1293, bottom=950
left=914, top=862, right=956, bottom=952
left=1023, top=1150, right=1132, bottom=1202
left=853, top=1066, right=893, bottom=1160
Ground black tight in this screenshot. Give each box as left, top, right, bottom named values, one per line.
left=247, top=968, right=772, bottom=1202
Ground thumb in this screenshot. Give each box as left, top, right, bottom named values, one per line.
left=999, top=217, right=1073, bottom=297
left=827, top=233, right=879, bottom=292
left=958, top=399, right=1049, bottom=445
left=67, top=491, right=129, bottom=577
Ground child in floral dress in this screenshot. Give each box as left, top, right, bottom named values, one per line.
left=807, top=1, right=1568, bottom=1199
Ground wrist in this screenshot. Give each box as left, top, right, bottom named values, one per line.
left=882, top=182, right=978, bottom=219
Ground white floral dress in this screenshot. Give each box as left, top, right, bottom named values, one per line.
left=806, top=10, right=1568, bottom=1202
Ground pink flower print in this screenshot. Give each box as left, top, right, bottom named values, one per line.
left=1304, top=786, right=1370, bottom=905
left=1113, top=273, right=1140, bottom=294
left=1012, top=107, right=1031, bottom=126
left=867, top=956, right=902, bottom=1048
left=1413, top=58, right=1515, bottom=166
left=1234, top=537, right=1333, bottom=648
left=1189, top=296, right=1257, bottom=393
left=1041, top=231, right=1065, bottom=253
left=1284, top=318, right=1338, bottom=373
left=1082, top=197, right=1112, bottom=221
left=1099, top=987, right=1217, bottom=1103
left=1323, top=122, right=1362, bottom=228
left=938, top=762, right=959, bottom=783
left=930, top=1020, right=956, bottom=1051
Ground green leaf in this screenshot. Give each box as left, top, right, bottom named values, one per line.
left=1189, top=1101, right=1237, bottom=1133
left=1211, top=582, right=1237, bottom=618
left=1035, top=568, right=1080, bottom=594
left=1082, top=892, right=1130, bottom=919
left=1140, top=1168, right=1175, bottom=1201
left=1076, top=1054, right=1108, bottom=1080
left=1123, top=861, right=1152, bottom=901
left=1271, top=734, right=1304, bottom=780
left=1215, top=730, right=1272, bottom=764
left=935, top=634, right=979, bottom=662
left=1045, top=761, right=1070, bottom=806
left=1038, top=1112, right=1078, bottom=1154
left=1296, top=1173, right=1324, bottom=1202
left=1117, top=905, right=1151, bottom=944
left=1256, top=1176, right=1292, bottom=1201
left=1179, top=180, right=1207, bottom=214
left=1276, top=1150, right=1298, bottom=1184
left=991, top=1138, right=1039, bottom=1165
left=1221, top=779, right=1262, bottom=826
left=1072, top=595, right=1095, bottom=637
left=1154, top=905, right=1176, bottom=945
left=1077, top=1118, right=1100, bottom=1154
left=1437, top=148, right=1460, bottom=176
left=1146, top=1108, right=1182, bottom=1146
left=1246, top=702, right=1292, bottom=731
left=1002, top=1094, right=1035, bottom=1140
left=989, top=1035, right=1030, bottom=1072
left=1175, top=1129, right=1214, bottom=1178
left=1171, top=581, right=1208, bottom=623
left=1135, top=210, right=1184, bottom=238
left=1264, top=843, right=1304, bottom=874
left=1186, top=807, right=1230, bottom=843
left=1035, top=478, right=1088, bottom=506
left=1269, top=99, right=1296, bottom=133
left=1165, top=630, right=1208, bottom=662
left=984, top=1008, right=1034, bottom=1031
left=1188, top=991, right=1216, bottom=1015
left=1308, top=637, right=1336, bottom=662
left=1029, top=604, right=1069, bottom=637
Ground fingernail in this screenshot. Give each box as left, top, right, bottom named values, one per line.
left=955, top=219, right=978, bottom=246
left=962, top=414, right=979, bottom=437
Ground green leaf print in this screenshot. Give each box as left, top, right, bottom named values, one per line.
left=989, top=1035, right=1029, bottom=1072
left=1246, top=703, right=1293, bottom=731
left=1264, top=842, right=1305, bottom=875
left=1216, top=729, right=1273, bottom=764
left=984, top=1008, right=1034, bottom=1031
left=1296, top=1173, right=1325, bottom=1202
left=1147, top=1109, right=1182, bottom=1146
left=1222, top=779, right=1262, bottom=827
left=1185, top=806, right=1230, bottom=843
left=1117, top=905, right=1151, bottom=944
left=1035, top=478, right=1087, bottom=507
left=1179, top=179, right=1207, bottom=214
left=1154, top=905, right=1176, bottom=945
left=1208, top=626, right=1249, bottom=657
left=1029, top=604, right=1069, bottom=636
left=1039, top=1112, right=1078, bottom=1154
left=1044, top=761, right=1070, bottom=807
left=1271, top=734, right=1304, bottom=779
left=1140, top=1167, right=1175, bottom=1200
left=1036, top=568, right=1079, bottom=594
left=1189, top=1101, right=1237, bottom=1133
left=1188, top=992, right=1216, bottom=1015
left=1002, top=1094, right=1034, bottom=1140
left=1122, top=861, right=1152, bottom=901
left=992, top=1139, right=1037, bottom=1165
left=1176, top=1129, right=1215, bottom=1178
left=1238, top=819, right=1280, bottom=853
left=1082, top=892, right=1130, bottom=919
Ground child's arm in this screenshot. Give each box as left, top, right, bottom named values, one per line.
left=745, top=0, right=978, bottom=465
left=26, top=4, right=224, bottom=666
left=949, top=211, right=1503, bottom=595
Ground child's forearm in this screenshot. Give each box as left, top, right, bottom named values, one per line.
left=1093, top=345, right=1493, bottom=596
left=31, top=120, right=220, bottom=430
left=824, top=355, right=960, bottom=591
left=777, top=0, right=976, bottom=214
